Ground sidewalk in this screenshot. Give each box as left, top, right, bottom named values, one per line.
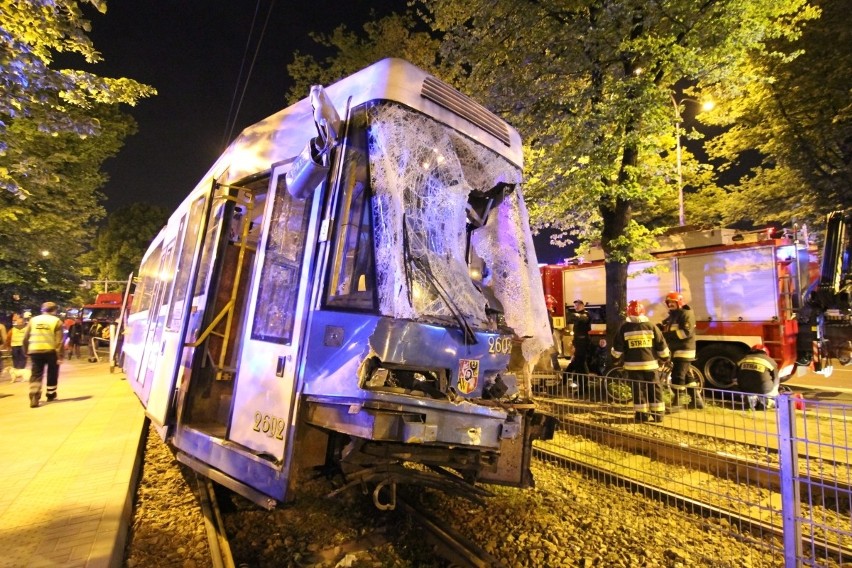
left=0, top=358, right=146, bottom=568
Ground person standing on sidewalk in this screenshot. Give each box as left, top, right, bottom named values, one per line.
left=23, top=302, right=64, bottom=408
left=9, top=313, right=29, bottom=382
left=0, top=318, right=6, bottom=379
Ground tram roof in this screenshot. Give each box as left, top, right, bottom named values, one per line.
left=186, top=58, right=522, bottom=202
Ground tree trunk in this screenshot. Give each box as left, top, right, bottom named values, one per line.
left=603, top=259, right=628, bottom=336
left=600, top=122, right=638, bottom=351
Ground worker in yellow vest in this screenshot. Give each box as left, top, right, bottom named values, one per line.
left=9, top=313, right=29, bottom=382
left=23, top=302, right=64, bottom=408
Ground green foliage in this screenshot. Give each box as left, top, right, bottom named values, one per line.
left=696, top=0, right=849, bottom=228
left=285, top=11, right=441, bottom=104
left=422, top=0, right=816, bottom=251
left=0, top=105, right=135, bottom=311
left=285, top=0, right=816, bottom=333
left=80, top=203, right=170, bottom=284
left=0, top=0, right=157, bottom=310
left=1, top=1, right=156, bottom=196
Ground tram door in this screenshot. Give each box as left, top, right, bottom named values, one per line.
left=143, top=195, right=211, bottom=426
left=228, top=164, right=322, bottom=461
left=133, top=237, right=176, bottom=409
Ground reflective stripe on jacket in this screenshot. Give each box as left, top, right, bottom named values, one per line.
left=661, top=306, right=696, bottom=360
left=612, top=317, right=670, bottom=371
left=26, top=314, right=63, bottom=353
left=737, top=350, right=778, bottom=395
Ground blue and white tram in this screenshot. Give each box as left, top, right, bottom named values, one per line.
left=123, top=58, right=555, bottom=509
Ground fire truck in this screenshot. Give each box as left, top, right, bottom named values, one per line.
left=805, top=211, right=852, bottom=371
left=81, top=292, right=125, bottom=327
left=541, top=221, right=843, bottom=389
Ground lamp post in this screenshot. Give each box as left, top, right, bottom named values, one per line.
left=670, top=95, right=714, bottom=226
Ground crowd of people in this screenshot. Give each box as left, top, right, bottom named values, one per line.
left=2, top=304, right=116, bottom=408
left=550, top=291, right=780, bottom=423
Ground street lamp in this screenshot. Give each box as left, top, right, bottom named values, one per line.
left=671, top=95, right=715, bottom=226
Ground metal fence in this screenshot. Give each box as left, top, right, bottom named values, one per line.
left=531, top=370, right=852, bottom=568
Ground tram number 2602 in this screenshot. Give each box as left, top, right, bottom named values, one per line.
left=253, top=411, right=286, bottom=440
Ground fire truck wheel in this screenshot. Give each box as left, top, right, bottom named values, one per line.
left=697, top=345, right=745, bottom=389
left=837, top=341, right=851, bottom=366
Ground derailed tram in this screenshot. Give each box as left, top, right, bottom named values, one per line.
left=123, top=58, right=555, bottom=509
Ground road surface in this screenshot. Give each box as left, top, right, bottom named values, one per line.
left=784, top=362, right=852, bottom=402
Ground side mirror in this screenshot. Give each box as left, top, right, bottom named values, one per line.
left=310, top=85, right=341, bottom=151
left=285, top=137, right=329, bottom=200
left=285, top=85, right=341, bottom=199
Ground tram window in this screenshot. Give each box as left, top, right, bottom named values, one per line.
left=327, top=108, right=375, bottom=310
left=133, top=244, right=163, bottom=313
left=251, top=176, right=313, bottom=344
left=194, top=200, right=227, bottom=298
left=167, top=197, right=206, bottom=330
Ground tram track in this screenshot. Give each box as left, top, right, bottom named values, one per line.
left=533, top=401, right=852, bottom=563
left=196, top=476, right=236, bottom=568
left=537, top=397, right=852, bottom=498
left=395, top=496, right=506, bottom=568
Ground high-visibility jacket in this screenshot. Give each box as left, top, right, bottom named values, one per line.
left=10, top=324, right=28, bottom=347
left=611, top=316, right=670, bottom=371
left=736, top=350, right=778, bottom=395
left=661, top=306, right=696, bottom=360
left=25, top=313, right=63, bottom=354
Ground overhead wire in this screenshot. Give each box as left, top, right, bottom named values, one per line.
left=221, top=0, right=276, bottom=151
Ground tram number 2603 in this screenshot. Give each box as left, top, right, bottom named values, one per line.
left=253, top=412, right=286, bottom=440
left=488, top=336, right=512, bottom=355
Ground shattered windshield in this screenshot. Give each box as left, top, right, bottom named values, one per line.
left=366, top=102, right=548, bottom=349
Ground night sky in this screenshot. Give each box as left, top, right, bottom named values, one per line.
left=85, top=1, right=569, bottom=263
left=85, top=0, right=397, bottom=213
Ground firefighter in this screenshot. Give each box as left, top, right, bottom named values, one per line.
left=660, top=291, right=704, bottom=409
left=736, top=344, right=779, bottom=410
left=566, top=299, right=592, bottom=374
left=23, top=301, right=64, bottom=408
left=612, top=300, right=670, bottom=423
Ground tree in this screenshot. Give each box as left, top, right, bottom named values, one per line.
left=0, top=1, right=156, bottom=310
left=0, top=104, right=140, bottom=311
left=80, top=203, right=170, bottom=285
left=694, top=0, right=851, bottom=228
left=287, top=0, right=816, bottom=336
left=285, top=11, right=442, bottom=103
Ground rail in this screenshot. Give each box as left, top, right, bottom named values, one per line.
left=532, top=376, right=852, bottom=567
left=197, top=475, right=236, bottom=568
left=395, top=496, right=506, bottom=568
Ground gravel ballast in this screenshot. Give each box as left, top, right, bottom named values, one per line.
left=125, top=424, right=796, bottom=567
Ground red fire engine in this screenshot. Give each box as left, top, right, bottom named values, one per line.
left=81, top=292, right=125, bottom=326
left=542, top=225, right=824, bottom=388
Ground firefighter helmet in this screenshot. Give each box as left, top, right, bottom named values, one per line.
left=626, top=300, right=645, bottom=317
left=752, top=344, right=770, bottom=355
left=665, top=291, right=684, bottom=308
